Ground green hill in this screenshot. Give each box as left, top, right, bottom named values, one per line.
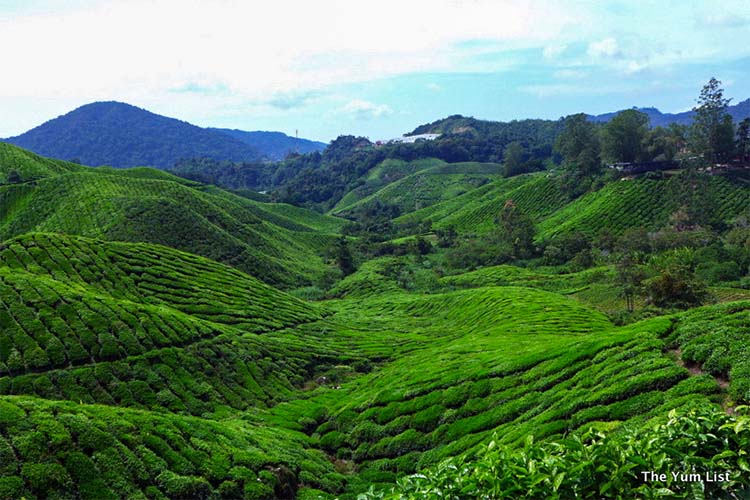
left=389, top=170, right=750, bottom=241
left=0, top=143, right=346, bottom=286
left=1, top=230, right=748, bottom=496
left=268, top=285, right=729, bottom=490
left=3, top=101, right=261, bottom=168
left=394, top=172, right=568, bottom=233
left=0, top=234, right=339, bottom=413
left=0, top=396, right=338, bottom=499
left=2, top=142, right=750, bottom=498
left=0, top=142, right=84, bottom=183
left=537, top=174, right=750, bottom=240
left=333, top=161, right=504, bottom=217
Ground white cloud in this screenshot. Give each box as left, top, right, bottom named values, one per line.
left=701, top=13, right=749, bottom=28
left=0, top=0, right=577, bottom=102
left=587, top=37, right=620, bottom=58
left=342, top=99, right=393, bottom=120
left=623, top=60, right=649, bottom=74
left=426, top=83, right=442, bottom=91
left=553, top=69, right=588, bottom=79
left=543, top=43, right=567, bottom=59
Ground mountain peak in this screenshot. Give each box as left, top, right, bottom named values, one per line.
left=589, top=98, right=750, bottom=126
left=3, top=101, right=260, bottom=168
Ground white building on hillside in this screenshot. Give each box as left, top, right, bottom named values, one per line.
left=378, top=133, right=441, bottom=145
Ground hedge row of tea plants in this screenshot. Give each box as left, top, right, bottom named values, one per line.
left=363, top=404, right=750, bottom=499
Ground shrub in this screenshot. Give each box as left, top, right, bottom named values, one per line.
left=156, top=471, right=212, bottom=499
left=0, top=476, right=24, bottom=500
left=363, top=405, right=750, bottom=499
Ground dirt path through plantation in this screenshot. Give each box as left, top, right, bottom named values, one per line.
left=667, top=347, right=734, bottom=414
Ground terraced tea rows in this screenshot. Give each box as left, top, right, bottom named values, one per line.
left=272, top=299, right=721, bottom=490
left=395, top=173, right=568, bottom=233
left=0, top=396, right=339, bottom=499
left=0, top=142, right=83, bottom=183
left=0, top=236, right=345, bottom=415
left=664, top=301, right=750, bottom=405
left=2, top=141, right=748, bottom=497
left=440, top=265, right=614, bottom=294
left=0, top=166, right=342, bottom=286
left=0, top=233, right=321, bottom=331
left=538, top=175, right=750, bottom=239
left=333, top=162, right=504, bottom=217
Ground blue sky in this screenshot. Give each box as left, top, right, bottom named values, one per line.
left=1, top=0, right=749, bottom=142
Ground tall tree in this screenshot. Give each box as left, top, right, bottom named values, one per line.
left=554, top=113, right=602, bottom=196
left=616, top=255, right=646, bottom=312
left=736, top=118, right=750, bottom=160
left=335, top=237, right=356, bottom=276
left=645, top=123, right=686, bottom=162
left=496, top=200, right=536, bottom=259
left=689, top=77, right=733, bottom=164
left=503, top=141, right=526, bottom=176
left=601, top=109, right=650, bottom=163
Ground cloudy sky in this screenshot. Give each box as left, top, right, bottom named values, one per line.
left=1, top=0, right=749, bottom=142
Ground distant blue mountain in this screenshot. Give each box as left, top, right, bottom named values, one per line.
left=3, top=101, right=262, bottom=168
left=589, top=98, right=750, bottom=127
left=210, top=128, right=326, bottom=161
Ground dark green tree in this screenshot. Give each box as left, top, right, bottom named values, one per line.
left=496, top=200, right=536, bottom=259
left=335, top=237, right=356, bottom=276
left=645, top=124, right=686, bottom=161
left=554, top=114, right=601, bottom=196
left=601, top=109, right=650, bottom=163
left=643, top=264, right=707, bottom=309
left=616, top=255, right=647, bottom=312
left=736, top=118, right=750, bottom=160
left=6, top=169, right=22, bottom=184
left=689, top=77, right=733, bottom=164
left=503, top=141, right=526, bottom=176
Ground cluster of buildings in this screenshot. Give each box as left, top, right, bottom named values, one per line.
left=375, top=133, right=440, bottom=146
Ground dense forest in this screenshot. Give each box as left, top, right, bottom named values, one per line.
left=2, top=102, right=325, bottom=168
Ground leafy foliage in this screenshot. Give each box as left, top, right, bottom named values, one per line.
left=363, top=405, right=750, bottom=499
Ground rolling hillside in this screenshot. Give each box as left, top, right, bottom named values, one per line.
left=388, top=170, right=750, bottom=241
left=332, top=161, right=504, bottom=217
left=536, top=173, right=750, bottom=240
left=394, top=172, right=569, bottom=233
left=0, top=142, right=343, bottom=286
left=2, top=142, right=750, bottom=498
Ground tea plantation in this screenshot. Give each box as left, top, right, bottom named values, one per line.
left=1, top=141, right=750, bottom=498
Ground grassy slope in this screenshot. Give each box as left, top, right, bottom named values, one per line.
left=268, top=283, right=724, bottom=491
left=333, top=161, right=504, bottom=217
left=0, top=235, right=743, bottom=496
left=392, top=171, right=750, bottom=241
left=0, top=396, right=338, bottom=499
left=0, top=142, right=84, bottom=183
left=1, top=144, right=748, bottom=497
left=395, top=173, right=569, bottom=233
left=537, top=175, right=750, bottom=240
left=0, top=143, right=346, bottom=286
left=332, top=158, right=448, bottom=213
left=0, top=235, right=339, bottom=414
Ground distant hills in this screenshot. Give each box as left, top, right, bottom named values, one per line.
left=589, top=98, right=750, bottom=127
left=2, top=101, right=326, bottom=168
left=209, top=128, right=326, bottom=160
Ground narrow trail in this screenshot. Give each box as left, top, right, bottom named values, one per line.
left=668, top=347, right=734, bottom=415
